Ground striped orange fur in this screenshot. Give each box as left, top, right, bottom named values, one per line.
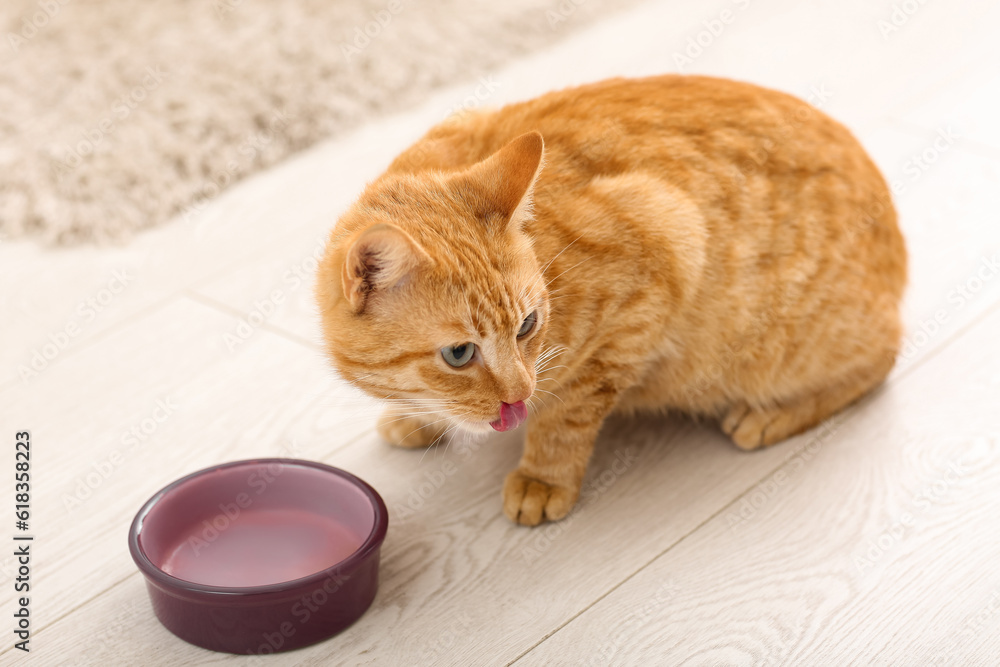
left=316, top=75, right=907, bottom=526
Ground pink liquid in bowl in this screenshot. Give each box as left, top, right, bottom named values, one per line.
left=161, top=507, right=365, bottom=587
left=138, top=462, right=376, bottom=588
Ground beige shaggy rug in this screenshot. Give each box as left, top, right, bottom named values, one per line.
left=1, top=0, right=642, bottom=245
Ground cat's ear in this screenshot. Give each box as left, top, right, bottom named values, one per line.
left=342, top=223, right=428, bottom=313
left=453, top=131, right=544, bottom=228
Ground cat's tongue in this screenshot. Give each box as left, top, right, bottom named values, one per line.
left=490, top=401, right=528, bottom=432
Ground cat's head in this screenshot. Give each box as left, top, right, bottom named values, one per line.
left=316, top=132, right=549, bottom=434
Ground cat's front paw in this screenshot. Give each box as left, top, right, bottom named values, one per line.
left=503, top=469, right=579, bottom=526
left=722, top=401, right=796, bottom=450
left=377, top=409, right=448, bottom=448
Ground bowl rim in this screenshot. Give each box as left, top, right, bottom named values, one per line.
left=128, top=457, right=388, bottom=598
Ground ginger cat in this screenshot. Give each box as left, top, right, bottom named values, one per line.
left=316, top=75, right=907, bottom=526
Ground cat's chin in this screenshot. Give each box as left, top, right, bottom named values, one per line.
left=453, top=420, right=497, bottom=436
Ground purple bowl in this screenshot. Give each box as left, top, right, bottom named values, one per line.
left=129, top=458, right=388, bottom=655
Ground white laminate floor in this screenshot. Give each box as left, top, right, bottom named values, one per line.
left=3, top=1, right=1000, bottom=665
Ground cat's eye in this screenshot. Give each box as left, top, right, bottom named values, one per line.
left=441, top=343, right=476, bottom=368
left=517, top=311, right=537, bottom=338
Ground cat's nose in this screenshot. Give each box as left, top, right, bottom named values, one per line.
left=492, top=362, right=533, bottom=408
left=504, top=391, right=533, bottom=405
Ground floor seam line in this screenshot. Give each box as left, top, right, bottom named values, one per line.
left=0, top=293, right=182, bottom=394
left=181, top=289, right=322, bottom=351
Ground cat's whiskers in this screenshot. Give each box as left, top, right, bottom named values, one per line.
left=435, top=419, right=467, bottom=447
left=418, top=414, right=472, bottom=464
left=395, top=414, right=454, bottom=459
left=389, top=399, right=461, bottom=408
left=536, top=362, right=568, bottom=375
left=525, top=396, right=538, bottom=415
left=536, top=345, right=566, bottom=365
left=518, top=275, right=549, bottom=310
left=535, top=375, right=567, bottom=391
left=539, top=234, right=585, bottom=277
left=439, top=418, right=481, bottom=460
left=534, top=345, right=568, bottom=379
left=526, top=394, right=546, bottom=413
left=376, top=410, right=453, bottom=430
left=438, top=423, right=463, bottom=459
left=539, top=343, right=567, bottom=357
left=380, top=397, right=462, bottom=409
left=534, top=387, right=565, bottom=405
left=420, top=401, right=484, bottom=462
left=376, top=398, right=452, bottom=410
left=527, top=277, right=556, bottom=303
left=543, top=256, right=593, bottom=290
left=374, top=395, right=462, bottom=427
left=539, top=354, right=562, bottom=367
left=534, top=346, right=569, bottom=394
